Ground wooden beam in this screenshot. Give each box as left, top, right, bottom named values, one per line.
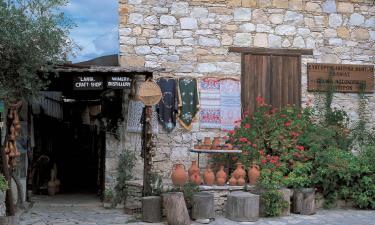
left=228, top=47, right=313, bottom=55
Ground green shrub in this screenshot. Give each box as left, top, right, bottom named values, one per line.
left=0, top=174, right=8, bottom=192
left=261, top=190, right=289, bottom=217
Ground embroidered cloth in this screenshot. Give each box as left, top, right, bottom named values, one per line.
left=199, top=77, right=221, bottom=129
left=156, top=78, right=178, bottom=132
left=177, top=78, right=199, bottom=129
left=220, top=79, right=241, bottom=130
left=126, top=100, right=159, bottom=134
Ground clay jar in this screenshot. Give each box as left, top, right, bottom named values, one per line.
left=203, top=165, right=215, bottom=186
left=213, top=137, right=220, bottom=147
left=204, top=137, right=211, bottom=145
left=171, top=164, right=187, bottom=186
left=216, top=165, right=227, bottom=186
left=48, top=181, right=56, bottom=196
left=229, top=176, right=237, bottom=186
left=188, top=161, right=200, bottom=177
left=233, top=163, right=246, bottom=179
left=190, top=173, right=202, bottom=185
left=248, top=164, right=260, bottom=185
left=237, top=177, right=246, bottom=186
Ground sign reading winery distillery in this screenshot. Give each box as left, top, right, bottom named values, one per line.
left=307, top=63, right=374, bottom=93
left=73, top=76, right=103, bottom=90
left=106, top=75, right=132, bottom=89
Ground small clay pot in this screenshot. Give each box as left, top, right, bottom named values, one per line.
left=213, top=137, right=220, bottom=146
left=48, top=181, right=56, bottom=196
left=171, top=164, right=187, bottom=186
left=216, top=177, right=225, bottom=186
left=203, top=166, right=215, bottom=186
left=233, top=163, right=246, bottom=179
left=229, top=176, right=237, bottom=186
left=237, top=177, right=246, bottom=186
left=190, top=173, right=202, bottom=185
left=188, top=161, right=200, bottom=177
left=248, top=164, right=260, bottom=185
left=216, top=165, right=227, bottom=181
left=204, top=137, right=211, bottom=145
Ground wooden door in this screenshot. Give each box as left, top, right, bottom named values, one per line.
left=242, top=54, right=301, bottom=115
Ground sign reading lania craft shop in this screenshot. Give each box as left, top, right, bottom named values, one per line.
left=307, top=63, right=374, bottom=93
left=73, top=76, right=103, bottom=90
left=106, top=75, right=132, bottom=89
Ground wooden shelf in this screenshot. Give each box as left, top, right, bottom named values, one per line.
left=189, top=149, right=242, bottom=154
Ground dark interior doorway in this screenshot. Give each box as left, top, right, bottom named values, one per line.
left=31, top=96, right=105, bottom=196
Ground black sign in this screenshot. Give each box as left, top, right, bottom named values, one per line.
left=73, top=76, right=103, bottom=90
left=107, top=76, right=132, bottom=89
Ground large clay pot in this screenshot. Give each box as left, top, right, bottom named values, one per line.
left=216, top=178, right=226, bottom=186
left=48, top=181, right=56, bottom=196
left=237, top=177, right=245, bottom=186
left=248, top=164, right=260, bottom=185
left=188, top=161, right=200, bottom=177
left=216, top=165, right=227, bottom=185
left=204, top=137, right=211, bottom=145
left=203, top=166, right=215, bottom=186
left=171, top=164, right=187, bottom=186
left=233, top=163, right=246, bottom=179
left=190, top=173, right=202, bottom=185
left=229, top=176, right=237, bottom=186
left=55, top=179, right=61, bottom=193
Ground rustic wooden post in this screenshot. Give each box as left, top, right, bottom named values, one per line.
left=192, top=192, right=214, bottom=220
left=301, top=188, right=315, bottom=215
left=162, top=192, right=190, bottom=225
left=142, top=105, right=153, bottom=197
left=142, top=196, right=162, bottom=223
left=226, top=191, right=259, bottom=222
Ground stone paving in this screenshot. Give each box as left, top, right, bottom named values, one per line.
left=20, top=205, right=375, bottom=225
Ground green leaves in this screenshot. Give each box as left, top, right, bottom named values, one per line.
left=260, top=190, right=289, bottom=217
left=0, top=0, right=75, bottom=101
left=0, top=174, right=8, bottom=192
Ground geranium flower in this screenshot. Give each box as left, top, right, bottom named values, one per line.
left=284, top=121, right=292, bottom=127
left=259, top=149, right=265, bottom=155
left=296, top=145, right=304, bottom=151
left=244, top=123, right=251, bottom=129
left=297, top=113, right=302, bottom=118
left=290, top=131, right=299, bottom=137
left=261, top=159, right=267, bottom=165
left=276, top=162, right=281, bottom=167
left=228, top=130, right=235, bottom=135
left=239, top=137, right=248, bottom=143
left=256, top=96, right=265, bottom=106
left=252, top=143, right=257, bottom=148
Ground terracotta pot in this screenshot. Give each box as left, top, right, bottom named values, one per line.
left=48, top=181, right=56, bottom=196
left=204, top=137, right=211, bottom=145
left=213, top=137, right=220, bottom=146
left=171, top=164, right=187, bottom=186
left=190, top=173, right=202, bottom=185
left=55, top=179, right=61, bottom=193
left=237, top=177, right=245, bottom=186
left=233, top=163, right=246, bottom=179
left=203, top=166, right=215, bottom=186
left=216, top=177, right=226, bottom=186
left=216, top=165, right=227, bottom=184
left=248, top=164, right=260, bottom=185
left=188, top=161, right=200, bottom=177
left=229, top=176, right=237, bottom=186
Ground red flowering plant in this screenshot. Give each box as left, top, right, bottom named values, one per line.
left=227, top=96, right=314, bottom=187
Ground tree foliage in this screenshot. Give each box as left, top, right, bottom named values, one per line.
left=0, top=0, right=75, bottom=101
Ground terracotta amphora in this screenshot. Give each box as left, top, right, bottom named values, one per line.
left=237, top=177, right=246, bottom=186
left=204, top=137, right=211, bottom=145
left=171, top=164, right=187, bottom=186
left=229, top=176, right=237, bottom=186
left=203, top=165, right=215, bottom=186
left=233, top=163, right=246, bottom=179
left=188, top=160, right=200, bottom=177
left=216, top=165, right=227, bottom=185
left=190, top=173, right=202, bottom=185
left=248, top=164, right=260, bottom=185
left=213, top=137, right=220, bottom=147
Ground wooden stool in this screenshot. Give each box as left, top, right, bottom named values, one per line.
left=192, top=192, right=215, bottom=220
left=142, top=196, right=162, bottom=223
left=226, top=191, right=259, bottom=222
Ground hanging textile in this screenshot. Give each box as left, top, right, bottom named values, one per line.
left=177, top=78, right=199, bottom=130
left=220, top=78, right=241, bottom=130
left=156, top=78, right=178, bottom=132
left=199, top=77, right=221, bottom=129
left=126, top=99, right=159, bottom=134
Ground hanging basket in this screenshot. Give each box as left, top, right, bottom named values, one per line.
left=138, top=80, right=162, bottom=106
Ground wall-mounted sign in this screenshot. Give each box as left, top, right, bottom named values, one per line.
left=307, top=63, right=374, bottom=93
left=107, top=75, right=132, bottom=89
left=73, top=76, right=103, bottom=90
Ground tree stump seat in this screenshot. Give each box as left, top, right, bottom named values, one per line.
left=225, top=191, right=259, bottom=222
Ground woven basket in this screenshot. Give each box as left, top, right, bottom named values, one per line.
left=138, top=80, right=162, bottom=106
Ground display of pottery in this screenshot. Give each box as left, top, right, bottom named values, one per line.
left=188, top=161, right=200, bottom=177
left=248, top=164, right=260, bottom=185
left=203, top=165, right=215, bottom=186
left=171, top=164, right=187, bottom=186
left=233, top=163, right=246, bottom=179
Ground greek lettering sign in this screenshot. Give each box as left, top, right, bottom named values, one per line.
left=307, top=63, right=374, bottom=93
left=73, top=76, right=103, bottom=90
left=106, top=76, right=132, bottom=89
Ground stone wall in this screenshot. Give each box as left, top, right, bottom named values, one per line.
left=118, top=0, right=375, bottom=179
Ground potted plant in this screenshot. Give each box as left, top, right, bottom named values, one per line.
left=103, top=189, right=114, bottom=208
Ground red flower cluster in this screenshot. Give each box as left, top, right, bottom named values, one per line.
left=239, top=137, right=248, bottom=143
left=290, top=131, right=299, bottom=138
left=244, top=123, right=251, bottom=129
left=296, top=145, right=304, bottom=151
left=284, top=120, right=292, bottom=127
left=256, top=96, right=266, bottom=106
left=262, top=155, right=281, bottom=167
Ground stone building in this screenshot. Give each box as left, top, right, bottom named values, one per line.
left=115, top=0, right=375, bottom=188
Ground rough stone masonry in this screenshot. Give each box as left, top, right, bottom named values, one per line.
left=111, top=0, right=375, bottom=186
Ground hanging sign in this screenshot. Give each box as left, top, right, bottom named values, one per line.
left=307, top=63, right=374, bottom=93
left=106, top=75, right=132, bottom=89
left=73, top=76, right=103, bottom=90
